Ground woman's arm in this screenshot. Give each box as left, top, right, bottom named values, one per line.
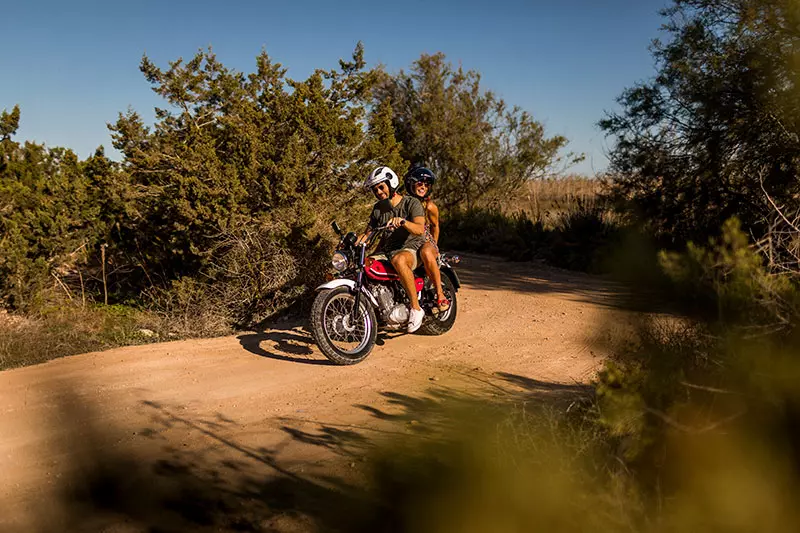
left=427, top=202, right=441, bottom=243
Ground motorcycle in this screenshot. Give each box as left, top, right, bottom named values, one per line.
left=310, top=220, right=461, bottom=365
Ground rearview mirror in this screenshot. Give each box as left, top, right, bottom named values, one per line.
left=331, top=221, right=343, bottom=235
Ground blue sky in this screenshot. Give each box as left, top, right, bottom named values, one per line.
left=1, top=0, right=669, bottom=175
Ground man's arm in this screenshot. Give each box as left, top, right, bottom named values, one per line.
left=389, top=216, right=425, bottom=235
left=388, top=198, right=426, bottom=236
left=357, top=210, right=380, bottom=245
left=356, top=223, right=373, bottom=245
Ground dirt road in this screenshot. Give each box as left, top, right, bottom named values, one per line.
left=0, top=254, right=633, bottom=532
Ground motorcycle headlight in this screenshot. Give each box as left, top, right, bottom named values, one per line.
left=331, top=251, right=348, bottom=272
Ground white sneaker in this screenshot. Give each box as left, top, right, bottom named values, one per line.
left=407, top=307, right=425, bottom=333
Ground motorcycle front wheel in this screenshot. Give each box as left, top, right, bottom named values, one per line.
left=311, top=287, right=377, bottom=365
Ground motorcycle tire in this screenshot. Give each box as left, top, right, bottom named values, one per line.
left=419, top=274, right=458, bottom=336
left=311, top=287, right=378, bottom=365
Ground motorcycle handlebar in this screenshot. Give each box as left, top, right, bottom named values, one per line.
left=350, top=221, right=407, bottom=248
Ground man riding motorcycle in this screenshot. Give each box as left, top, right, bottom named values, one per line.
left=358, top=166, right=427, bottom=333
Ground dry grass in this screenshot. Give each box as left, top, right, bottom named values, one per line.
left=509, top=175, right=605, bottom=219
left=0, top=304, right=169, bottom=370
left=0, top=296, right=240, bottom=371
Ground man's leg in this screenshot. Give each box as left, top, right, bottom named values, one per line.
left=390, top=251, right=421, bottom=310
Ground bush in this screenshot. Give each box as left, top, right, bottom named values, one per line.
left=601, top=0, right=800, bottom=245
left=440, top=200, right=624, bottom=273
left=0, top=45, right=399, bottom=355
left=375, top=53, right=580, bottom=211
left=590, top=218, right=800, bottom=526
left=143, top=208, right=337, bottom=331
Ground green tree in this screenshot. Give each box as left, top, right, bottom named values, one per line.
left=0, top=108, right=116, bottom=308
left=109, top=43, right=401, bottom=280
left=375, top=53, right=578, bottom=209
left=601, top=0, right=800, bottom=244
left=361, top=97, right=407, bottom=178
left=0, top=105, right=20, bottom=141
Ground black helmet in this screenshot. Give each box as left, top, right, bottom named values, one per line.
left=404, top=166, right=436, bottom=199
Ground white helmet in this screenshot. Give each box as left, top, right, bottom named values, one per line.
left=364, top=166, right=400, bottom=193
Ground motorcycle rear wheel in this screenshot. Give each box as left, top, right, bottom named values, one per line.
left=311, top=287, right=377, bottom=365
left=419, top=274, right=458, bottom=335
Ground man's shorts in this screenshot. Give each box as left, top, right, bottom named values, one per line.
left=373, top=248, right=419, bottom=270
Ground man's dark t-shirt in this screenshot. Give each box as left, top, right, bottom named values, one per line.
left=368, top=195, right=425, bottom=253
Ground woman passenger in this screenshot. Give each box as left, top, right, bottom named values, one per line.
left=403, top=167, right=450, bottom=312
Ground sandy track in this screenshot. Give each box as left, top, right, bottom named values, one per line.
left=0, top=254, right=633, bottom=532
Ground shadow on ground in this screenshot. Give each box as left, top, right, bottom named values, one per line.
left=452, top=252, right=667, bottom=313
left=34, top=370, right=592, bottom=532
left=236, top=315, right=417, bottom=364
left=237, top=320, right=331, bottom=365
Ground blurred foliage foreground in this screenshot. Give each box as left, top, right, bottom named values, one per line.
left=322, top=219, right=800, bottom=532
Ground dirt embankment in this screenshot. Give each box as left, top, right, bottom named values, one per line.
left=0, top=254, right=636, bottom=532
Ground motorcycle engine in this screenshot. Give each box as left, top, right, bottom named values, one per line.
left=371, top=285, right=408, bottom=326
left=387, top=304, right=409, bottom=324
left=372, top=285, right=395, bottom=315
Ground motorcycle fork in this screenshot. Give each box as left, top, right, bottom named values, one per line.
left=352, top=243, right=367, bottom=317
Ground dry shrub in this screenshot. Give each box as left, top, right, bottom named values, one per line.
left=143, top=211, right=335, bottom=332
left=756, top=177, right=800, bottom=278
left=140, top=278, right=233, bottom=340
left=0, top=304, right=160, bottom=370
left=0, top=203, right=352, bottom=368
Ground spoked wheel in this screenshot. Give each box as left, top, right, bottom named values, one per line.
left=420, top=274, right=458, bottom=335
left=311, top=287, right=377, bottom=365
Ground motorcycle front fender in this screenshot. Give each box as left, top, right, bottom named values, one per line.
left=315, top=278, right=379, bottom=308
left=316, top=278, right=356, bottom=291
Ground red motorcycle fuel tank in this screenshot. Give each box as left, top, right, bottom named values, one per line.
left=365, top=257, right=424, bottom=291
